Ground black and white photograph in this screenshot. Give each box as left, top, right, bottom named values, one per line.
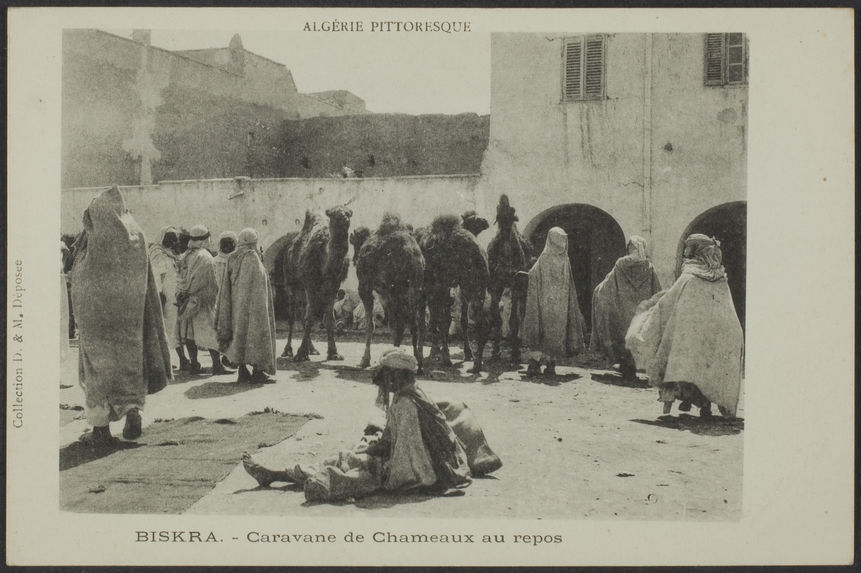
left=6, top=7, right=854, bottom=567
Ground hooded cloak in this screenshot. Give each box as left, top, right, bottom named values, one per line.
left=522, top=227, right=586, bottom=357
left=176, top=225, right=219, bottom=350
left=213, top=230, right=238, bottom=291
left=591, top=236, right=662, bottom=362
left=215, top=228, right=277, bottom=373
left=625, top=235, right=743, bottom=416
left=70, top=186, right=170, bottom=426
left=147, top=226, right=179, bottom=349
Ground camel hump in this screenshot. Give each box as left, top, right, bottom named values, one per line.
left=430, top=214, right=460, bottom=235
left=377, top=212, right=406, bottom=236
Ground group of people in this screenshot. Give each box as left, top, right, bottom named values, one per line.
left=147, top=222, right=278, bottom=384
left=65, top=186, right=500, bottom=503
left=63, top=185, right=740, bottom=503
left=66, top=186, right=280, bottom=446
left=520, top=225, right=744, bottom=419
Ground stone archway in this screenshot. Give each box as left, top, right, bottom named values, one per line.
left=525, top=204, right=627, bottom=330
left=676, top=201, right=746, bottom=330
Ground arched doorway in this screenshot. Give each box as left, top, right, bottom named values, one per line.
left=262, top=233, right=298, bottom=320
left=676, top=201, right=746, bottom=330
left=525, top=204, right=627, bottom=330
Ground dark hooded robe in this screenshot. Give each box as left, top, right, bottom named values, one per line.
left=591, top=236, right=662, bottom=363
left=215, top=231, right=277, bottom=374
left=70, top=186, right=170, bottom=426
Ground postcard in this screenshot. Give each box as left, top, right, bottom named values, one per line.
left=6, top=6, right=854, bottom=567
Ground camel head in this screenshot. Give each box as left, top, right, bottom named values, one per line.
left=461, top=210, right=489, bottom=237
left=325, top=205, right=353, bottom=236
left=495, top=194, right=518, bottom=229
left=350, top=227, right=371, bottom=264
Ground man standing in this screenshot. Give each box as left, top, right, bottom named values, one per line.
left=215, top=227, right=277, bottom=383
left=70, top=186, right=171, bottom=445
left=148, top=226, right=186, bottom=371
left=176, top=224, right=231, bottom=375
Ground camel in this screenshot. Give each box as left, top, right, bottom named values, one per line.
left=418, top=214, right=490, bottom=373
left=280, top=206, right=353, bottom=362
left=487, top=195, right=534, bottom=364
left=456, top=210, right=490, bottom=361
left=351, top=213, right=425, bottom=372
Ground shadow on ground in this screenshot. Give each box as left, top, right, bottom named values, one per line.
left=631, top=414, right=744, bottom=436
left=277, top=357, right=373, bottom=384
left=60, top=412, right=310, bottom=513
left=590, top=372, right=651, bottom=389
left=185, top=380, right=274, bottom=400
left=60, top=439, right=143, bottom=471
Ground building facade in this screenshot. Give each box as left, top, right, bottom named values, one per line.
left=62, top=29, right=366, bottom=188
left=478, top=33, right=747, bottom=326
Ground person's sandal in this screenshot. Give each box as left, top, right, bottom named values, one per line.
left=79, top=426, right=117, bottom=447
left=123, top=409, right=142, bottom=440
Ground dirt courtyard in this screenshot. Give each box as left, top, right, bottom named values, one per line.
left=59, top=336, right=743, bottom=521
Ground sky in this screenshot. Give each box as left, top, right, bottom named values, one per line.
left=111, top=29, right=491, bottom=115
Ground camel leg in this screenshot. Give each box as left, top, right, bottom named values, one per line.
left=461, top=292, right=473, bottom=361
left=392, top=296, right=406, bottom=348
left=426, top=296, right=439, bottom=361
left=488, top=286, right=503, bottom=360
left=469, top=293, right=488, bottom=373
left=438, top=292, right=453, bottom=367
left=293, top=292, right=318, bottom=362
left=509, top=286, right=525, bottom=364
left=358, top=286, right=374, bottom=369
left=281, top=295, right=294, bottom=358
left=410, top=286, right=425, bottom=375
left=306, top=298, right=319, bottom=355
left=322, top=299, right=342, bottom=361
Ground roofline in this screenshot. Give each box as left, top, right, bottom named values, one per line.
left=74, top=29, right=243, bottom=78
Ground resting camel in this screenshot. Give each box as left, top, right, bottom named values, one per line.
left=281, top=206, right=353, bottom=361
left=351, top=214, right=425, bottom=373
left=417, top=214, right=490, bottom=373
left=487, top=195, right=534, bottom=364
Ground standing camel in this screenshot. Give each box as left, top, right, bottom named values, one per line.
left=281, top=206, right=353, bottom=361
left=351, top=214, right=425, bottom=373
left=487, top=195, right=534, bottom=364
left=457, top=210, right=490, bottom=361
left=418, top=214, right=490, bottom=373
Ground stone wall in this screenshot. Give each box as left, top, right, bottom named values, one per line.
left=61, top=174, right=482, bottom=291
left=274, top=113, right=489, bottom=178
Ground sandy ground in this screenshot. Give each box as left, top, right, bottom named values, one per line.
left=59, top=336, right=743, bottom=521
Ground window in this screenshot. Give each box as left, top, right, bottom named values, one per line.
left=704, top=33, right=748, bottom=86
left=563, top=35, right=605, bottom=101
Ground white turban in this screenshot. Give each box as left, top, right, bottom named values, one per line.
left=378, top=348, right=418, bottom=373
left=238, top=227, right=259, bottom=248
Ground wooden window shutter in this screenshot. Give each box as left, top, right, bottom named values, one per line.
left=564, top=38, right=583, bottom=101
left=704, top=33, right=725, bottom=86
left=726, top=33, right=745, bottom=84
left=584, top=35, right=605, bottom=98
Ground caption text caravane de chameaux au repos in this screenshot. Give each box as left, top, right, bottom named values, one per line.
left=135, top=530, right=563, bottom=546
left=303, top=20, right=471, bottom=33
